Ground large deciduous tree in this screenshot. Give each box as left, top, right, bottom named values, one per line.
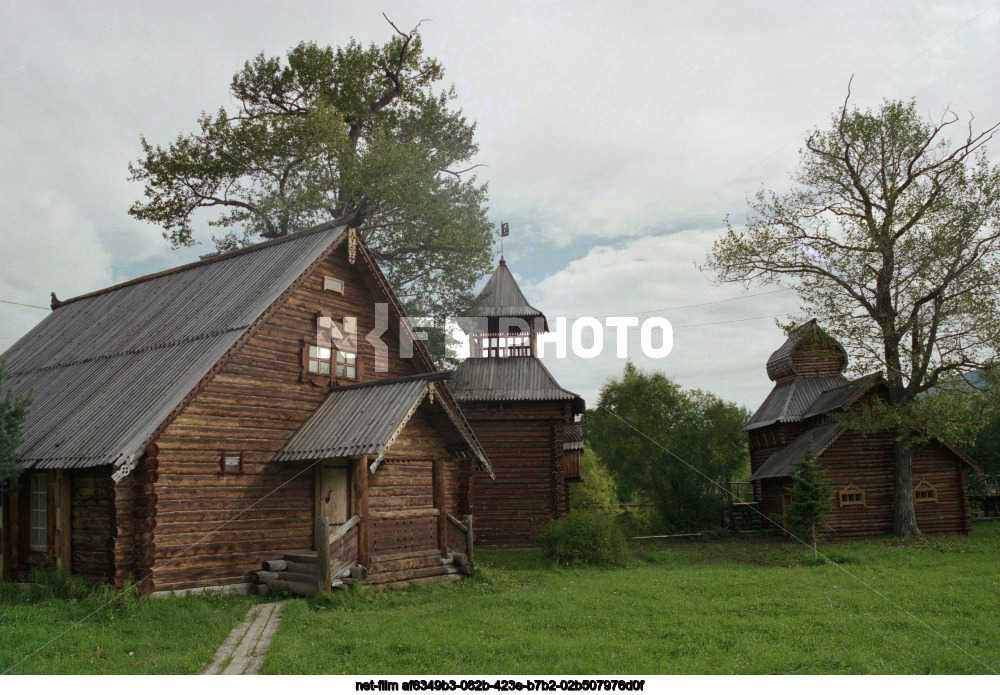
left=585, top=363, right=750, bottom=533
left=129, top=19, right=494, bottom=320
left=706, top=89, right=1000, bottom=535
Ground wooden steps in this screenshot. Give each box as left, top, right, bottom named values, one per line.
left=253, top=546, right=468, bottom=595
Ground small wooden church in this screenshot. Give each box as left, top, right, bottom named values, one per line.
left=743, top=320, right=979, bottom=538
left=452, top=257, right=585, bottom=548
left=0, top=212, right=491, bottom=594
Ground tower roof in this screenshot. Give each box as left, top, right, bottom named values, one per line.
left=472, top=259, right=548, bottom=331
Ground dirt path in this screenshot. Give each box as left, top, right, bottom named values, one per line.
left=203, top=600, right=286, bottom=675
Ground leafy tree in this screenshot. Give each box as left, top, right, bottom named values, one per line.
left=570, top=448, right=621, bottom=512
left=0, top=362, right=31, bottom=491
left=706, top=89, right=1000, bottom=535
left=585, top=363, right=750, bottom=533
left=784, top=442, right=833, bottom=559
left=129, top=19, right=494, bottom=321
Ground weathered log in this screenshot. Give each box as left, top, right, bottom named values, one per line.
left=262, top=559, right=287, bottom=572
left=252, top=570, right=280, bottom=583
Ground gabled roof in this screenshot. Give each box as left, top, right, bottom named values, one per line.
left=452, top=356, right=585, bottom=414
left=275, top=372, right=491, bottom=474
left=801, top=373, right=880, bottom=420
left=749, top=422, right=844, bottom=481
left=472, top=259, right=548, bottom=330
left=2, top=221, right=347, bottom=471
left=3, top=213, right=441, bottom=474
left=743, top=376, right=848, bottom=431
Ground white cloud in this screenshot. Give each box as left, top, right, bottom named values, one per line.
left=521, top=230, right=802, bottom=410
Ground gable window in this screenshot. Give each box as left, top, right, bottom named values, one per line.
left=30, top=473, right=47, bottom=552
left=220, top=452, right=243, bottom=475
left=838, top=482, right=866, bottom=507
left=323, top=276, right=345, bottom=294
left=914, top=479, right=938, bottom=503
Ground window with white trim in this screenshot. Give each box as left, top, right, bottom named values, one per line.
left=30, top=473, right=47, bottom=552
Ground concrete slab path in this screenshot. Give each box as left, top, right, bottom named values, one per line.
left=204, top=600, right=286, bottom=675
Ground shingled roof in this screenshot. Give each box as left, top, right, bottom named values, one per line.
left=765, top=318, right=848, bottom=382
left=452, top=357, right=585, bottom=414
left=472, top=259, right=548, bottom=330
left=1, top=222, right=350, bottom=472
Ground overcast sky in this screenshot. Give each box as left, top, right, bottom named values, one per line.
left=2, top=1, right=999, bottom=411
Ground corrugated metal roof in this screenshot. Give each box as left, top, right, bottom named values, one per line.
left=743, top=375, right=848, bottom=431
left=276, top=379, right=428, bottom=464
left=275, top=374, right=491, bottom=470
left=473, top=260, right=547, bottom=328
left=2, top=221, right=346, bottom=470
left=801, top=374, right=878, bottom=420
left=452, top=357, right=585, bottom=412
left=749, top=422, right=844, bottom=481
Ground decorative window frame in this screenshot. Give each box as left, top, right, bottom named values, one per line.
left=323, top=276, right=345, bottom=294
left=914, top=478, right=938, bottom=503
left=220, top=452, right=244, bottom=475
left=838, top=482, right=866, bottom=507
left=300, top=339, right=360, bottom=387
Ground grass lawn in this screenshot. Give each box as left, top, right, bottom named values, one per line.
left=262, top=523, right=1000, bottom=675
left=0, top=574, right=255, bottom=674
left=2, top=525, right=997, bottom=674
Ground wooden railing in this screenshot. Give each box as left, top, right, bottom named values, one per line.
left=727, top=481, right=756, bottom=504
left=470, top=333, right=532, bottom=358
left=316, top=514, right=361, bottom=592
left=446, top=513, right=474, bottom=574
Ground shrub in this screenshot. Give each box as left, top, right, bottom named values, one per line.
left=539, top=509, right=631, bottom=567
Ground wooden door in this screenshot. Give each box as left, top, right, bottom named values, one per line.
left=318, top=463, right=350, bottom=526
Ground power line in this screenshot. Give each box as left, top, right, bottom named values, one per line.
left=0, top=299, right=48, bottom=310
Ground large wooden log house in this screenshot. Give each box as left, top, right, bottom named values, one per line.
left=743, top=320, right=979, bottom=538
left=452, top=258, right=585, bottom=547
left=0, top=214, right=491, bottom=594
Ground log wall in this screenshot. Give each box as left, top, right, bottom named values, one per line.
left=71, top=468, right=114, bottom=582
left=461, top=400, right=572, bottom=547
left=759, top=430, right=971, bottom=538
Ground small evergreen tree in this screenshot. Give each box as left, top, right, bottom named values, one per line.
left=784, top=442, right=833, bottom=559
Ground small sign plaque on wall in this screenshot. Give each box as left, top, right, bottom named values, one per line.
left=221, top=453, right=243, bottom=475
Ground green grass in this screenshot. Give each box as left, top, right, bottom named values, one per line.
left=262, top=524, right=1000, bottom=675
left=0, top=572, right=255, bottom=674
left=3, top=526, right=998, bottom=674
